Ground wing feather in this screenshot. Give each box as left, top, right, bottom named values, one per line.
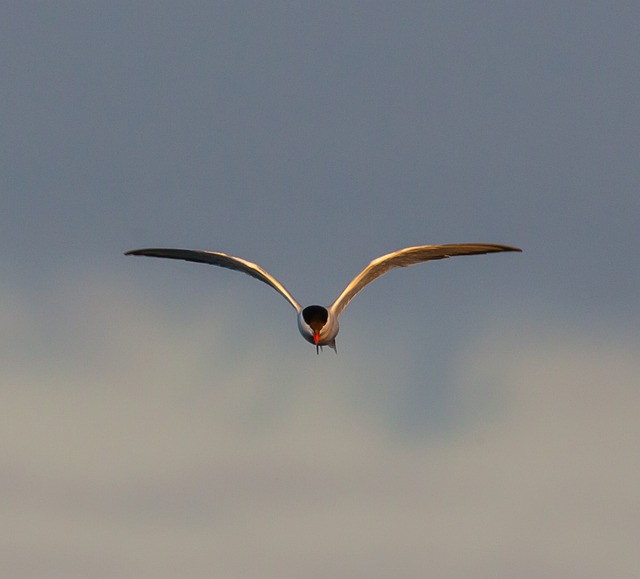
left=330, top=243, right=521, bottom=317
left=125, top=248, right=301, bottom=312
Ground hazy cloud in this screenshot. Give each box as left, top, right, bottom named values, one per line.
left=2, top=278, right=638, bottom=578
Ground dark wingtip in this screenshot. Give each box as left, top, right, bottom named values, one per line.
left=491, top=244, right=521, bottom=253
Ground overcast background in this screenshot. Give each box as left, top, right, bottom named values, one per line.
left=2, top=2, right=639, bottom=577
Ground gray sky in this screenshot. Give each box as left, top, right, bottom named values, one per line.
left=2, top=2, right=639, bottom=577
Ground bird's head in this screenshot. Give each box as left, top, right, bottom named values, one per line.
left=297, top=305, right=339, bottom=353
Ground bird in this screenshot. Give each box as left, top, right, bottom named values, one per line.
left=125, top=243, right=521, bottom=354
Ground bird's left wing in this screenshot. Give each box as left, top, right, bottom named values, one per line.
left=125, top=248, right=302, bottom=312
left=329, top=243, right=521, bottom=317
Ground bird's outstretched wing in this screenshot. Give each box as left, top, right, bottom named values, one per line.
left=125, top=248, right=302, bottom=312
left=330, top=243, right=521, bottom=317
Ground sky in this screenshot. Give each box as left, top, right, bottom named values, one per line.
left=1, top=1, right=639, bottom=577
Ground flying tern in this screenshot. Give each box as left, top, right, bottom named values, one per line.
left=126, top=243, right=521, bottom=353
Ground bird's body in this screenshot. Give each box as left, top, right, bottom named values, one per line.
left=125, top=243, right=521, bottom=353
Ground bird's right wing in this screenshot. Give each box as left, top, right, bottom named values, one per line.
left=125, top=248, right=302, bottom=312
left=330, top=243, right=521, bottom=317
